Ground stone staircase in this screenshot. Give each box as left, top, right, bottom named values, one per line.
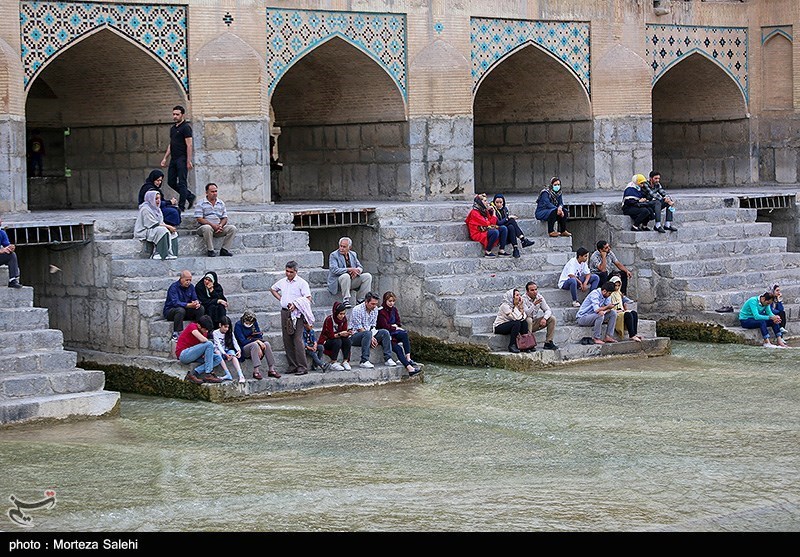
left=76, top=211, right=411, bottom=397
left=374, top=202, right=666, bottom=362
left=0, top=267, right=120, bottom=425
left=604, top=195, right=800, bottom=345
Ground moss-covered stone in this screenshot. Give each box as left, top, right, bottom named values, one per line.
left=409, top=332, right=556, bottom=371
left=656, top=319, right=743, bottom=344
left=84, top=361, right=213, bottom=402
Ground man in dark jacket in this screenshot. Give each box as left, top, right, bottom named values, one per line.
left=642, top=171, right=677, bottom=233
left=163, top=270, right=205, bottom=340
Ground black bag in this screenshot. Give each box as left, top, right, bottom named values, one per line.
left=580, top=336, right=595, bottom=345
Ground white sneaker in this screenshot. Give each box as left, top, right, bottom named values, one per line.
left=165, top=255, right=177, bottom=260
left=779, top=327, right=788, bottom=336
left=330, top=362, right=344, bottom=371
left=763, top=342, right=778, bottom=348
left=151, top=253, right=163, bottom=260
left=342, top=362, right=352, bottom=370
left=360, top=361, right=374, bottom=369
left=572, top=301, right=580, bottom=307
left=384, top=358, right=398, bottom=367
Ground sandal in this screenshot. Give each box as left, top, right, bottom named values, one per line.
left=560, top=231, right=572, bottom=237
left=252, top=370, right=263, bottom=380
left=548, top=231, right=560, bottom=237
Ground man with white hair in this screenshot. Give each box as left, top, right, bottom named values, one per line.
left=327, top=236, right=373, bottom=309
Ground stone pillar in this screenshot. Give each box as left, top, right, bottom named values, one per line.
left=0, top=115, right=27, bottom=212
left=192, top=117, right=271, bottom=205
left=409, top=116, right=474, bottom=200
left=592, top=116, right=653, bottom=190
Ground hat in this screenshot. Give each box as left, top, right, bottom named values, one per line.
left=634, top=174, right=647, bottom=185
left=609, top=275, right=622, bottom=284
left=241, top=310, right=256, bottom=324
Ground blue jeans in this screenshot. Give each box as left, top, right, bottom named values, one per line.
left=561, top=275, right=600, bottom=301
left=179, top=341, right=222, bottom=375
left=392, top=343, right=412, bottom=367
left=740, top=318, right=782, bottom=339
left=486, top=226, right=509, bottom=251
left=350, top=329, right=392, bottom=363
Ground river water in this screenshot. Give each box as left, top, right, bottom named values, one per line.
left=1, top=341, right=798, bottom=532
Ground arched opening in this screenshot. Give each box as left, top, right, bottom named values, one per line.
left=25, top=28, right=187, bottom=209
left=652, top=53, right=749, bottom=187
left=270, top=36, right=409, bottom=201
left=473, top=43, right=593, bottom=194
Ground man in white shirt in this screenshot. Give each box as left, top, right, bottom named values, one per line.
left=558, top=247, right=599, bottom=307
left=195, top=182, right=237, bottom=257
left=523, top=281, right=558, bottom=350
left=270, top=260, right=312, bottom=375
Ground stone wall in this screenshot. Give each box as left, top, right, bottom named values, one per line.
left=474, top=121, right=594, bottom=194
left=653, top=119, right=751, bottom=187
left=0, top=116, right=26, bottom=212
left=593, top=116, right=653, bottom=191
left=758, top=115, right=800, bottom=185
left=409, top=116, right=474, bottom=200
left=278, top=121, right=410, bottom=201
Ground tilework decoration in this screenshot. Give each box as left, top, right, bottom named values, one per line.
left=470, top=17, right=591, bottom=95
left=266, top=8, right=407, bottom=100
left=20, top=1, right=188, bottom=92
left=762, top=25, right=792, bottom=44
left=646, top=24, right=748, bottom=103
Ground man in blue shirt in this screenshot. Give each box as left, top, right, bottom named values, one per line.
left=575, top=281, right=618, bottom=345
left=0, top=217, right=22, bottom=288
left=163, top=270, right=205, bottom=340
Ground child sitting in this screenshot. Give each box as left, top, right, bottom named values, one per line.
left=303, top=322, right=330, bottom=372
left=212, top=316, right=245, bottom=383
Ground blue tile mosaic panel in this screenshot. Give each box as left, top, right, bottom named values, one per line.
left=646, top=24, right=748, bottom=102
left=266, top=8, right=407, bottom=100
left=762, top=25, right=792, bottom=44
left=20, top=1, right=188, bottom=92
left=470, top=17, right=591, bottom=95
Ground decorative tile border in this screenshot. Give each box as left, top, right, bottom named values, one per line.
left=470, top=17, right=591, bottom=95
left=20, top=1, right=188, bottom=92
left=646, top=24, right=748, bottom=103
left=762, top=25, right=792, bottom=44
left=266, top=8, right=407, bottom=100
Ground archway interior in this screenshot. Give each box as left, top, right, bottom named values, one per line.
left=652, top=53, right=749, bottom=187
left=270, top=37, right=408, bottom=201
left=473, top=44, right=593, bottom=194
left=25, top=29, right=186, bottom=209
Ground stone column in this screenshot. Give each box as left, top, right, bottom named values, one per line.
left=192, top=117, right=271, bottom=205
left=0, top=115, right=27, bottom=212
left=409, top=116, right=474, bottom=199
left=592, top=116, right=653, bottom=190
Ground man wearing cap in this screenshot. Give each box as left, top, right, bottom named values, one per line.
left=270, top=260, right=312, bottom=375
left=327, top=237, right=373, bottom=309
left=642, top=171, right=677, bottom=233
left=622, top=174, right=655, bottom=231
left=163, top=270, right=205, bottom=341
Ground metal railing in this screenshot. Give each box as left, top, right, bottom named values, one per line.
left=293, top=208, right=375, bottom=229
left=3, top=223, right=92, bottom=246
left=738, top=194, right=796, bottom=210
left=563, top=203, right=601, bottom=220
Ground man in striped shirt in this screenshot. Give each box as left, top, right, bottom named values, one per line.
left=349, top=293, right=397, bottom=369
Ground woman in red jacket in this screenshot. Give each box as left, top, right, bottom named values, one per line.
left=318, top=301, right=352, bottom=371
left=465, top=194, right=510, bottom=257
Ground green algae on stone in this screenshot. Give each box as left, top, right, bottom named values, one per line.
left=83, top=361, right=214, bottom=402
left=656, top=320, right=743, bottom=344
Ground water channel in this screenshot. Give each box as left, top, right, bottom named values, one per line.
left=1, top=341, right=798, bottom=532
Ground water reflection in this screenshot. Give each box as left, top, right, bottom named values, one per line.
left=1, top=342, right=798, bottom=531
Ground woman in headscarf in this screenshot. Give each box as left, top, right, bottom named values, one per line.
left=137, top=169, right=181, bottom=227
left=608, top=275, right=642, bottom=341
left=535, top=177, right=570, bottom=238
left=465, top=193, right=510, bottom=257
left=233, top=310, right=280, bottom=380
left=318, top=301, right=352, bottom=371
left=195, top=271, right=228, bottom=325
left=770, top=284, right=788, bottom=336
left=492, top=288, right=530, bottom=353
left=133, top=190, right=178, bottom=260
left=622, top=174, right=655, bottom=231
left=492, top=193, right=535, bottom=258
left=377, top=291, right=422, bottom=376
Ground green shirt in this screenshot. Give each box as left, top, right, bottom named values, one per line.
left=738, top=296, right=774, bottom=321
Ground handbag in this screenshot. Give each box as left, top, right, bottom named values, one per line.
left=516, top=332, right=537, bottom=351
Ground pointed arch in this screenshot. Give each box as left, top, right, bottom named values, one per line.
left=761, top=33, right=793, bottom=111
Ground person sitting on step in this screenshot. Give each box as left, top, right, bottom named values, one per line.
left=466, top=193, right=511, bottom=257
left=770, top=284, right=788, bottom=337
left=558, top=247, right=600, bottom=307
left=377, top=291, right=422, bottom=376
left=318, top=301, right=352, bottom=371
left=738, top=291, right=787, bottom=348
left=195, top=182, right=237, bottom=257
left=349, top=293, right=397, bottom=369
left=642, top=171, right=678, bottom=233
left=622, top=174, right=655, bottom=231
left=327, top=236, right=373, bottom=310
left=195, top=271, right=228, bottom=327
left=589, top=240, right=633, bottom=296
left=575, top=281, right=619, bottom=345
left=303, top=321, right=329, bottom=372
left=0, top=214, right=22, bottom=288
left=535, top=177, right=571, bottom=238
left=493, top=288, right=531, bottom=353
left=491, top=193, right=535, bottom=258
left=137, top=169, right=181, bottom=227
left=608, top=275, right=642, bottom=342
left=134, top=190, right=178, bottom=260
left=164, top=270, right=204, bottom=341
left=212, top=315, right=243, bottom=382
left=523, top=281, right=559, bottom=350
left=233, top=310, right=281, bottom=379
left=176, top=315, right=223, bottom=384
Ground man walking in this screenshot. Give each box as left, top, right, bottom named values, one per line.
left=161, top=105, right=196, bottom=212
left=270, top=261, right=312, bottom=375
left=327, top=237, right=373, bottom=309
left=195, top=183, right=237, bottom=257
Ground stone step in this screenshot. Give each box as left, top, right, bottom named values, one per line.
left=603, top=208, right=757, bottom=229
left=0, top=329, right=64, bottom=355
left=458, top=307, right=580, bottom=335
left=405, top=252, right=570, bottom=277
left=613, top=221, right=773, bottom=244
left=0, top=390, right=120, bottom=425
left=0, top=285, right=34, bottom=308
left=380, top=220, right=545, bottom=244
left=631, top=236, right=788, bottom=262
left=375, top=202, right=540, bottom=225
left=95, top=230, right=311, bottom=259
left=668, top=269, right=800, bottom=292
left=652, top=252, right=800, bottom=279
left=688, top=309, right=799, bottom=332
left=93, top=210, right=293, bottom=238
left=464, top=312, right=656, bottom=341
left=471, top=320, right=659, bottom=350
left=664, top=290, right=800, bottom=315
left=109, top=250, right=325, bottom=279
left=0, top=307, right=50, bottom=332
left=0, top=369, right=106, bottom=400
left=604, top=195, right=743, bottom=213
left=0, top=350, right=79, bottom=374
left=423, top=270, right=564, bottom=296
left=396, top=237, right=573, bottom=261
left=436, top=288, right=582, bottom=316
